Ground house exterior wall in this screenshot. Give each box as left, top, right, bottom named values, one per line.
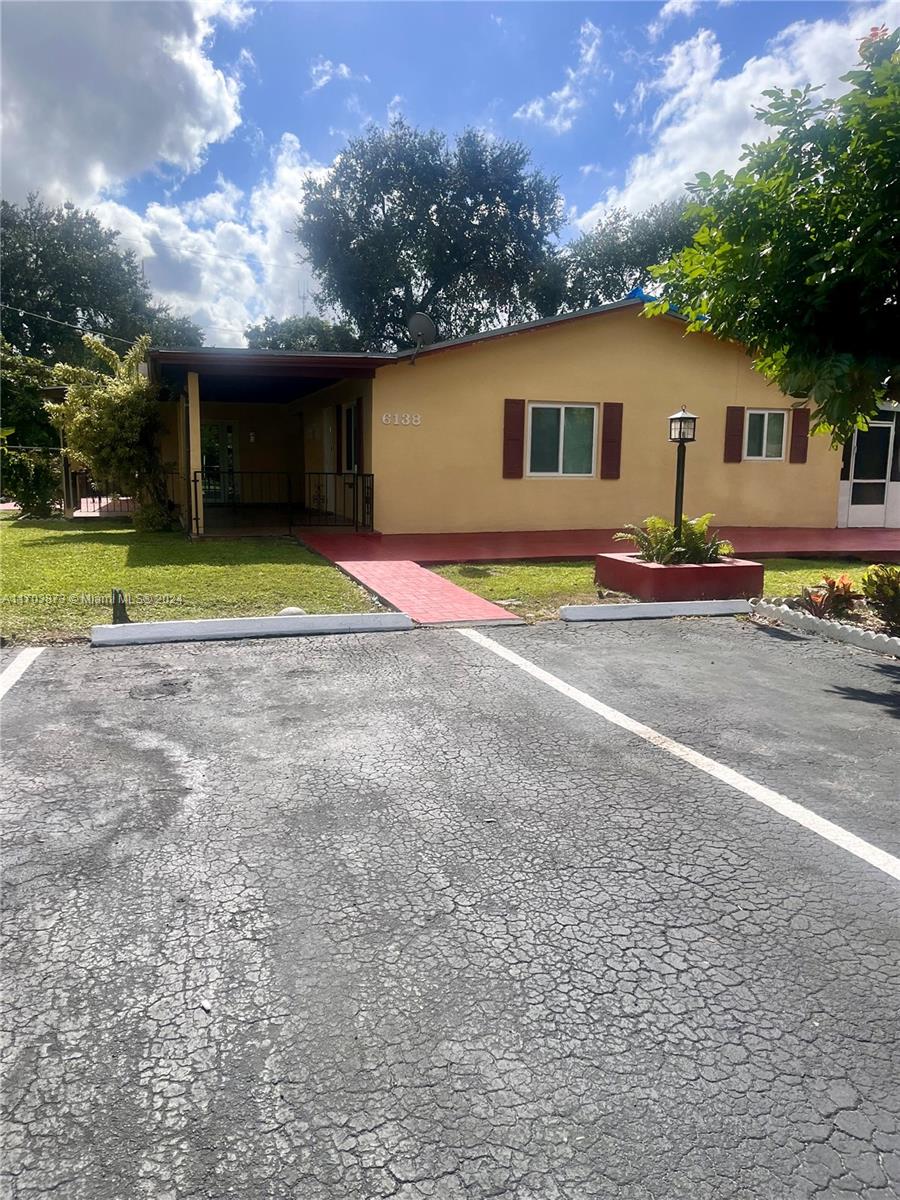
left=370, top=308, right=842, bottom=535
left=158, top=399, right=180, bottom=469
left=291, top=379, right=373, bottom=474
left=197, top=401, right=302, bottom=474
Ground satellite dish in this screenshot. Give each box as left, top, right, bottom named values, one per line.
left=407, top=312, right=436, bottom=364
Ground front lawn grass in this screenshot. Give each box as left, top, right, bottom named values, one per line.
left=434, top=557, right=879, bottom=623
left=0, top=515, right=374, bottom=642
left=434, top=560, right=601, bottom=623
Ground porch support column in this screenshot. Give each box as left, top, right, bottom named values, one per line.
left=187, top=370, right=204, bottom=536
left=175, top=391, right=188, bottom=527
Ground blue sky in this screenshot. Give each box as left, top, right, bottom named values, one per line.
left=2, top=0, right=897, bottom=343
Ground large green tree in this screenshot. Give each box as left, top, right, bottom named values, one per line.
left=564, top=199, right=698, bottom=310
left=296, top=120, right=564, bottom=349
left=0, top=195, right=204, bottom=363
left=244, top=314, right=361, bottom=351
left=647, top=27, right=900, bottom=442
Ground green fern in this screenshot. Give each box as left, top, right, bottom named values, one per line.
left=614, top=513, right=734, bottom=564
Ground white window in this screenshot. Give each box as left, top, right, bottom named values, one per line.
left=745, top=409, right=786, bottom=460
left=527, top=403, right=597, bottom=476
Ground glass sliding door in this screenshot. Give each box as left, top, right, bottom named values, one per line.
left=201, top=422, right=239, bottom=502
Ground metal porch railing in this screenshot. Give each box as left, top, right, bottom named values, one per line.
left=190, top=470, right=374, bottom=535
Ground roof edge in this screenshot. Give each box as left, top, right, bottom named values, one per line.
left=390, top=297, right=664, bottom=362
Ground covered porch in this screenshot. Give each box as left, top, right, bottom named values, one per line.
left=150, top=348, right=392, bottom=537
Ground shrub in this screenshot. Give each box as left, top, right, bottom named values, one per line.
left=860, top=565, right=900, bottom=634
left=0, top=446, right=61, bottom=516
left=614, top=513, right=734, bottom=565
left=48, top=334, right=168, bottom=514
left=795, top=574, right=859, bottom=621
left=133, top=500, right=177, bottom=532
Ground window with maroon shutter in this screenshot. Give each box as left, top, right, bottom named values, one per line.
left=600, top=402, right=623, bottom=479
left=789, top=407, right=810, bottom=463
left=502, top=398, right=525, bottom=478
left=334, top=405, right=342, bottom=471
left=724, top=406, right=745, bottom=462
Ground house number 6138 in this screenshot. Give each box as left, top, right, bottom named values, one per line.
left=381, top=412, right=421, bottom=426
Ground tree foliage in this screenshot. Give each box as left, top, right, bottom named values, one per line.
left=564, top=200, right=698, bottom=310
left=0, top=337, right=56, bottom=447
left=48, top=335, right=171, bottom=527
left=296, top=120, right=564, bottom=349
left=0, top=195, right=204, bottom=364
left=0, top=337, right=63, bottom=515
left=647, top=27, right=900, bottom=442
left=244, top=314, right=361, bottom=351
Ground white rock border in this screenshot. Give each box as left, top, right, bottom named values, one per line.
left=92, top=612, right=414, bottom=647
left=560, top=600, right=751, bottom=621
left=751, top=600, right=900, bottom=657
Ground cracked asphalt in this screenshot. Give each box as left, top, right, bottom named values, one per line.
left=1, top=618, right=899, bottom=1199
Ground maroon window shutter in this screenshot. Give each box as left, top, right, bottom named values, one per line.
left=789, top=408, right=810, bottom=463
left=600, top=402, right=623, bottom=479
left=724, top=406, right=745, bottom=462
left=335, top=405, right=342, bottom=471
left=502, top=398, right=525, bottom=478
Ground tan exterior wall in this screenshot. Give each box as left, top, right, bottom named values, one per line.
left=198, top=401, right=302, bottom=473
left=158, top=400, right=180, bottom=468
left=370, top=308, right=842, bottom=534
left=291, top=379, right=372, bottom=474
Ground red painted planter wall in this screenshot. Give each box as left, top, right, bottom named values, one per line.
left=595, top=552, right=764, bottom=602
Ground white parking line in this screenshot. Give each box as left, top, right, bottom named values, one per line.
left=0, top=647, right=44, bottom=701
left=458, top=628, right=900, bottom=884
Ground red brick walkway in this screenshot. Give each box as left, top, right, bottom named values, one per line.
left=335, top=559, right=518, bottom=624
left=304, top=525, right=900, bottom=564
left=302, top=525, right=900, bottom=625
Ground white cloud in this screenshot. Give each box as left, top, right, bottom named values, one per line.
left=181, top=176, right=244, bottom=224
left=307, top=57, right=370, bottom=93
left=95, top=135, right=328, bottom=347
left=386, top=94, right=405, bottom=123
left=576, top=0, right=900, bottom=228
left=648, top=0, right=700, bottom=43
left=0, top=0, right=250, bottom=205
left=514, top=19, right=608, bottom=134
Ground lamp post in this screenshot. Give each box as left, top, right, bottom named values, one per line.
left=668, top=407, right=697, bottom=533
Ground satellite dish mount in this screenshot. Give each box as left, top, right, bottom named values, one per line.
left=407, top=312, right=436, bottom=365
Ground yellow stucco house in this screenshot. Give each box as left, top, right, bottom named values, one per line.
left=151, top=298, right=900, bottom=538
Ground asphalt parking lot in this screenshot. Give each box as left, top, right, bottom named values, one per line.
left=1, top=618, right=899, bottom=1199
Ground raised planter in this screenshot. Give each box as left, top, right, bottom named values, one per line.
left=595, top=552, right=764, bottom=602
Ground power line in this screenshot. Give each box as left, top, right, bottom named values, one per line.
left=0, top=302, right=136, bottom=347
left=0, top=295, right=328, bottom=346
left=115, top=234, right=306, bottom=274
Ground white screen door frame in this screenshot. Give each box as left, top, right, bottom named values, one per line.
left=846, top=420, right=895, bottom=527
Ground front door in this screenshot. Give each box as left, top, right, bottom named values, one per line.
left=201, top=422, right=239, bottom=502
left=846, top=421, right=895, bottom=527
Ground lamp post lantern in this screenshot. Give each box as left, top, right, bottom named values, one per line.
left=668, top=407, right=697, bottom=533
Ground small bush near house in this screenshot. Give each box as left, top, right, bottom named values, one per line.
left=614, top=513, right=734, bottom=565
left=795, top=574, right=859, bottom=621
left=0, top=446, right=61, bottom=516
left=860, top=565, right=900, bottom=634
